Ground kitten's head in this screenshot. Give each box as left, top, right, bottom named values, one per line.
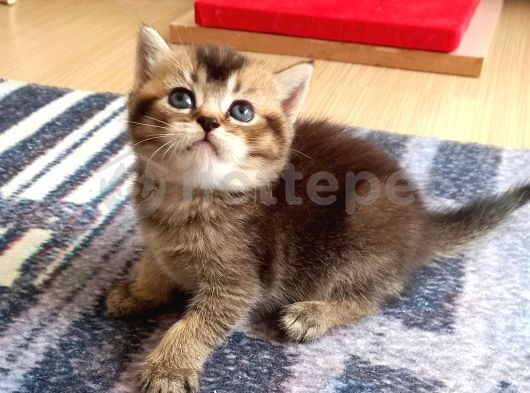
left=128, top=26, right=313, bottom=191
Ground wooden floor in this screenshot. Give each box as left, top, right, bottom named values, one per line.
left=0, top=0, right=529, bottom=148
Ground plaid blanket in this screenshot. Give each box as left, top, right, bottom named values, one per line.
left=0, top=79, right=529, bottom=393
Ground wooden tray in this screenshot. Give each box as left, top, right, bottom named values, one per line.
left=169, top=0, right=503, bottom=77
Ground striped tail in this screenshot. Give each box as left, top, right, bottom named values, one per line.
left=428, top=184, right=530, bottom=257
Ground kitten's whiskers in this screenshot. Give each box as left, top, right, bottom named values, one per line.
left=289, top=148, right=313, bottom=160
left=131, top=134, right=172, bottom=147
left=126, top=120, right=171, bottom=130
left=162, top=141, right=178, bottom=160
left=146, top=140, right=174, bottom=170
left=144, top=115, right=172, bottom=127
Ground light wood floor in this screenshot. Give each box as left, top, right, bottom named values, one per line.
left=1, top=0, right=529, bottom=148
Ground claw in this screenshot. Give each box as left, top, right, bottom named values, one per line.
left=183, top=380, right=194, bottom=393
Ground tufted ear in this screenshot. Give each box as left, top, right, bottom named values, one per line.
left=134, top=25, right=171, bottom=88
left=273, top=61, right=314, bottom=122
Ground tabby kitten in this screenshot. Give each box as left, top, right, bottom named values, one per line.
left=106, top=26, right=530, bottom=393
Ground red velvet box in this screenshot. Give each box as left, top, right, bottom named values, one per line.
left=195, top=0, right=481, bottom=52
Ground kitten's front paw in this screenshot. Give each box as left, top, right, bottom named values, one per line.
left=280, top=301, right=329, bottom=342
left=106, top=282, right=157, bottom=317
left=138, top=360, right=200, bottom=393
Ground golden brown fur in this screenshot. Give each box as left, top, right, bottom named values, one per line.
left=106, top=27, right=530, bottom=393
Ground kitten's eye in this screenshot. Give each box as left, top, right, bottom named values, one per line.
left=169, top=88, right=195, bottom=110
left=229, top=101, right=254, bottom=122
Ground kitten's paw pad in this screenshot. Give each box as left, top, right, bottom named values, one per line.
left=280, top=301, right=329, bottom=342
left=106, top=282, right=155, bottom=317
left=138, top=363, right=199, bottom=393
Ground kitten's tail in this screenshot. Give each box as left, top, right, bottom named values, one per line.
left=427, top=184, right=530, bottom=257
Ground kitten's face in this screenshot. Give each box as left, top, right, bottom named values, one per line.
left=129, top=27, right=312, bottom=191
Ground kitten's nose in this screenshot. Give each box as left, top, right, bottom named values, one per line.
left=197, top=116, right=220, bottom=133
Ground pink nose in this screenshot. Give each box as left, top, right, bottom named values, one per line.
left=197, top=117, right=220, bottom=133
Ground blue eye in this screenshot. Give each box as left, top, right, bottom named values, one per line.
left=229, top=101, right=254, bottom=122
left=169, top=88, right=194, bottom=109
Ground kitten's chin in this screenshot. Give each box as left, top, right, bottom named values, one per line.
left=167, top=142, right=280, bottom=192
left=172, top=158, right=278, bottom=193
left=187, top=140, right=218, bottom=156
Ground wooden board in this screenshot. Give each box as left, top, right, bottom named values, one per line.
left=170, top=0, right=503, bottom=77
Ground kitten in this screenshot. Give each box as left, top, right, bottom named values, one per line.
left=106, top=26, right=530, bottom=393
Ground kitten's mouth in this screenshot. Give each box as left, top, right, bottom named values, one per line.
left=188, top=138, right=218, bottom=155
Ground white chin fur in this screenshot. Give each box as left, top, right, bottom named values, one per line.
left=172, top=127, right=273, bottom=191
left=176, top=151, right=275, bottom=192
left=144, top=126, right=276, bottom=191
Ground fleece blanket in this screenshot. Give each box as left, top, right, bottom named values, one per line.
left=0, top=79, right=529, bottom=393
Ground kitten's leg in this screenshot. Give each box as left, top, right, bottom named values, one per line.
left=139, top=280, right=258, bottom=393
left=280, top=299, right=378, bottom=342
left=106, top=253, right=175, bottom=317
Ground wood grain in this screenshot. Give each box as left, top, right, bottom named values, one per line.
left=170, top=0, right=504, bottom=78
left=0, top=0, right=528, bottom=148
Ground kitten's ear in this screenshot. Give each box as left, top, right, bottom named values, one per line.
left=274, top=61, right=314, bottom=122
left=134, top=25, right=171, bottom=88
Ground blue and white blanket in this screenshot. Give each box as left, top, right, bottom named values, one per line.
left=0, top=79, right=528, bottom=393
